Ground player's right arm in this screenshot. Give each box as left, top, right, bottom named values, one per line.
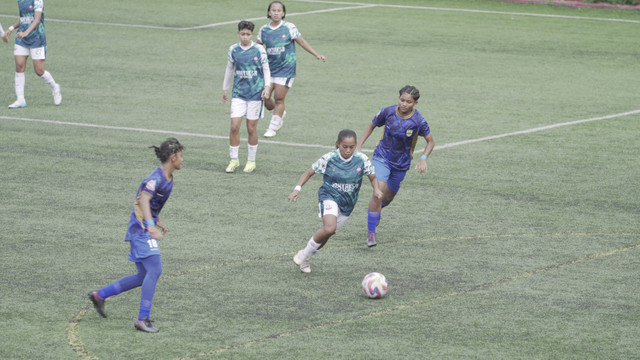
left=288, top=168, right=315, bottom=202
left=357, top=122, right=376, bottom=151
left=139, top=191, right=164, bottom=240
left=222, top=60, right=234, bottom=103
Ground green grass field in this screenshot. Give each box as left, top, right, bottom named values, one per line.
left=1, top=0, right=639, bottom=359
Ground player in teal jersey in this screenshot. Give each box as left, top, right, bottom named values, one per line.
left=88, top=138, right=184, bottom=333
left=222, top=20, right=271, bottom=173
left=3, top=0, right=61, bottom=108
left=357, top=86, right=435, bottom=247
left=289, top=130, right=382, bottom=273
left=257, top=1, right=326, bottom=138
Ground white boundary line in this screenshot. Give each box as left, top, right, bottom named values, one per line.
left=431, top=109, right=640, bottom=151
left=1, top=0, right=637, bottom=30
left=293, top=0, right=640, bottom=24
left=2, top=109, right=638, bottom=152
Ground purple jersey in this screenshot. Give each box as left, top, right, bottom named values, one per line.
left=372, top=105, right=430, bottom=171
left=125, top=167, right=173, bottom=241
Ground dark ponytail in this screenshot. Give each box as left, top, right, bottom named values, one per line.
left=150, top=138, right=184, bottom=163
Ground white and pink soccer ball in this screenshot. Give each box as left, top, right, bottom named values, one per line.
left=361, top=272, right=388, bottom=299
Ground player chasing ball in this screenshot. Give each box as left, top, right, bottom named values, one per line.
left=222, top=20, right=271, bottom=173
left=357, top=85, right=435, bottom=247
left=289, top=129, right=382, bottom=273
left=88, top=138, right=184, bottom=333
left=3, top=0, right=62, bottom=108
left=257, top=1, right=326, bottom=138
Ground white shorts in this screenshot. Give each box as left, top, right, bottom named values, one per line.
left=230, top=98, right=264, bottom=120
left=271, top=77, right=295, bottom=88
left=318, top=200, right=349, bottom=232
left=14, top=44, right=46, bottom=60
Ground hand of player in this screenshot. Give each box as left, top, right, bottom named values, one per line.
left=147, top=225, right=164, bottom=241
left=16, top=31, right=26, bottom=38
left=288, top=190, right=300, bottom=202
left=1, top=34, right=8, bottom=43
left=222, top=90, right=228, bottom=103
left=415, top=158, right=428, bottom=174
left=317, top=54, right=326, bottom=62
left=156, top=220, right=168, bottom=236
left=374, top=188, right=383, bottom=200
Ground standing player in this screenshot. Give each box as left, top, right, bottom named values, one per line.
left=357, top=86, right=435, bottom=247
left=289, top=129, right=382, bottom=273
left=222, top=20, right=271, bottom=173
left=88, top=138, right=184, bottom=333
left=257, top=1, right=326, bottom=138
left=3, top=0, right=61, bottom=108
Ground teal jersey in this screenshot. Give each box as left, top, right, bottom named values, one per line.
left=227, top=41, right=269, bottom=101
left=312, top=150, right=374, bottom=216
left=16, top=0, right=46, bottom=49
left=257, top=21, right=300, bottom=78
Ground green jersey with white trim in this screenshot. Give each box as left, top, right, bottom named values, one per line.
left=16, top=0, right=46, bottom=49
left=228, top=41, right=269, bottom=101
left=257, top=21, right=300, bottom=78
left=312, top=150, right=374, bottom=216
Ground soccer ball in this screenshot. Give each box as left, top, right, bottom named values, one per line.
left=361, top=272, right=388, bottom=299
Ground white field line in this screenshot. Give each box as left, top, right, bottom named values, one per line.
left=429, top=109, right=640, bottom=152
left=293, top=0, right=640, bottom=24
left=2, top=109, right=638, bottom=153
left=1, top=0, right=638, bottom=30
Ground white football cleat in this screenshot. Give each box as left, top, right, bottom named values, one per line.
left=293, top=250, right=310, bottom=273
left=53, top=84, right=62, bottom=105
left=264, top=128, right=277, bottom=138
left=8, top=99, right=26, bottom=109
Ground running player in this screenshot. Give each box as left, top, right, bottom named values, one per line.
left=88, top=138, right=184, bottom=333
left=289, top=129, right=382, bottom=273
left=222, top=20, right=271, bottom=173
left=257, top=1, right=326, bottom=138
left=3, top=0, right=61, bottom=108
left=357, top=86, right=435, bottom=247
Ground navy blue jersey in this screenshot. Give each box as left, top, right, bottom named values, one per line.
left=372, top=105, right=430, bottom=171
left=125, top=167, right=173, bottom=241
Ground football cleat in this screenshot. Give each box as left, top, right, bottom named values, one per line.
left=88, top=290, right=107, bottom=318
left=243, top=161, right=256, bottom=173
left=134, top=318, right=159, bottom=333
left=263, top=128, right=277, bottom=138
left=8, top=99, right=26, bottom=109
left=367, top=231, right=377, bottom=247
left=225, top=159, right=240, bottom=173
left=293, top=250, right=310, bottom=273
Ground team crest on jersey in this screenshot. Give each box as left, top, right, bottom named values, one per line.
left=406, top=129, right=414, bottom=137
left=253, top=56, right=258, bottom=62
left=356, top=167, right=362, bottom=174
left=145, top=180, right=157, bottom=192
left=281, top=34, right=286, bottom=39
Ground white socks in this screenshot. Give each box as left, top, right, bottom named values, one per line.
left=40, top=70, right=57, bottom=90
left=303, top=237, right=321, bottom=257
left=269, top=115, right=283, bottom=131
left=15, top=72, right=25, bottom=101
left=231, top=144, right=258, bottom=162
left=247, top=144, right=258, bottom=162
left=229, top=145, right=239, bottom=160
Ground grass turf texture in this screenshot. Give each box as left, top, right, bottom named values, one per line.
left=0, top=0, right=639, bottom=359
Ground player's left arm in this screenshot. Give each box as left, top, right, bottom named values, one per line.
left=294, top=36, right=326, bottom=62
left=17, top=10, right=42, bottom=38
left=415, top=133, right=435, bottom=174
left=368, top=173, right=383, bottom=200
